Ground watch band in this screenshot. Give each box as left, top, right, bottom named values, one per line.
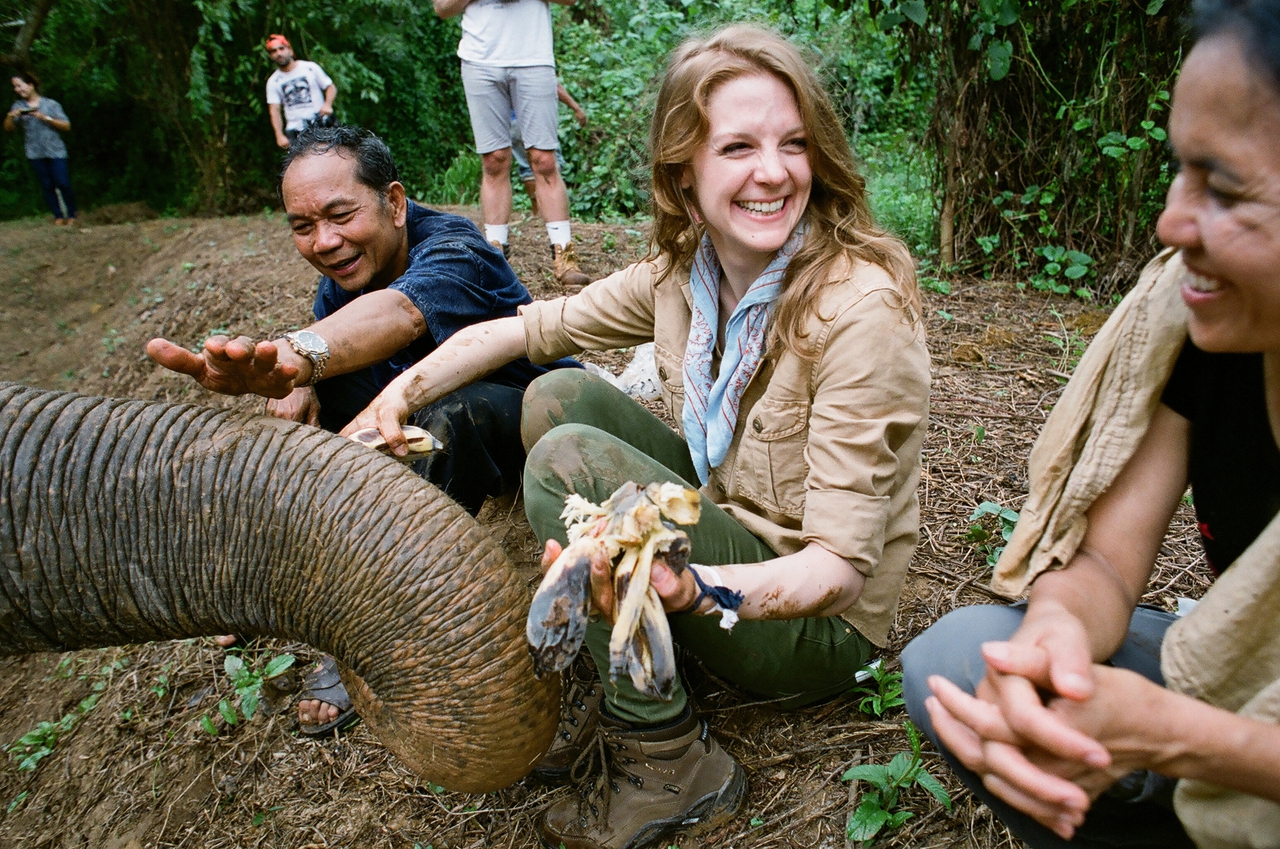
left=280, top=330, right=330, bottom=387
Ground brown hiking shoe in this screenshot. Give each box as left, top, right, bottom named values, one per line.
left=552, top=241, right=592, bottom=290
left=489, top=239, right=510, bottom=260
left=532, top=653, right=604, bottom=785
left=537, top=708, right=746, bottom=849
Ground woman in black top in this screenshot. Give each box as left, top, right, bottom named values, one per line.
left=901, top=0, right=1280, bottom=846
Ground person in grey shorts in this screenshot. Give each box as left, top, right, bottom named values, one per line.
left=511, top=82, right=586, bottom=217
left=433, top=0, right=590, bottom=289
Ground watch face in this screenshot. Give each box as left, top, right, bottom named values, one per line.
left=290, top=330, right=328, bottom=356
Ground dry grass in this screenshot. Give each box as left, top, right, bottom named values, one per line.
left=0, top=210, right=1209, bottom=848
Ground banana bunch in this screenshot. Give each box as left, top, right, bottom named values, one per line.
left=526, top=481, right=700, bottom=701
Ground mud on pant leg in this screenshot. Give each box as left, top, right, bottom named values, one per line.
left=901, top=604, right=1195, bottom=849
left=317, top=369, right=525, bottom=516
left=521, top=373, right=874, bottom=724
left=408, top=381, right=526, bottom=516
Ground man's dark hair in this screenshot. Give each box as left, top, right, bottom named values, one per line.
left=11, top=70, right=39, bottom=91
left=1190, top=0, right=1280, bottom=90
left=278, top=124, right=400, bottom=201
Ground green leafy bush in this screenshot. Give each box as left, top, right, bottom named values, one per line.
left=843, top=721, right=952, bottom=844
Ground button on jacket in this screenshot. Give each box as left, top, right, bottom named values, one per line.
left=520, top=256, right=930, bottom=646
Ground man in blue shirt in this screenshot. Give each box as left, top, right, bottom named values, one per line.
left=147, top=124, right=578, bottom=734
left=149, top=124, right=575, bottom=515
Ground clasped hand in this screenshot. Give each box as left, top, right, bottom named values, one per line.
left=926, top=629, right=1167, bottom=840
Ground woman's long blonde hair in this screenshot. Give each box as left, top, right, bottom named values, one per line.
left=648, top=25, right=920, bottom=357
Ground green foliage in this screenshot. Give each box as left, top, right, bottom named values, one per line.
left=853, top=661, right=905, bottom=718
left=7, top=0, right=1185, bottom=285
left=966, top=501, right=1020, bottom=568
left=843, top=722, right=952, bottom=844
left=9, top=656, right=126, bottom=772
left=423, top=151, right=482, bottom=207
left=9, top=0, right=470, bottom=215
left=882, top=0, right=1186, bottom=290
left=199, top=652, right=294, bottom=734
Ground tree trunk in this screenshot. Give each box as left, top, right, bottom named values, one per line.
left=2, top=0, right=57, bottom=68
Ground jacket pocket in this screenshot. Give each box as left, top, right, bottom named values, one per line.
left=654, top=343, right=686, bottom=430
left=731, top=399, right=809, bottom=515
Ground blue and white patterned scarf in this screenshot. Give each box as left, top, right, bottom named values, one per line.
left=681, top=224, right=807, bottom=484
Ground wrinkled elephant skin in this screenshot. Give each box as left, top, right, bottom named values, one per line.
left=0, top=384, right=558, bottom=792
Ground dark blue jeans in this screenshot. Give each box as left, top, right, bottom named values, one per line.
left=315, top=367, right=526, bottom=516
left=29, top=157, right=76, bottom=220
left=901, top=604, right=1195, bottom=848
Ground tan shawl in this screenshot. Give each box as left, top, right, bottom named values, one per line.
left=992, top=249, right=1280, bottom=848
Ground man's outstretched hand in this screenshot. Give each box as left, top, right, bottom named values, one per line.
left=146, top=335, right=302, bottom=399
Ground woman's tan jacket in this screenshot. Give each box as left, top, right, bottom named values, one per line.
left=994, top=248, right=1280, bottom=849
left=519, top=256, right=930, bottom=647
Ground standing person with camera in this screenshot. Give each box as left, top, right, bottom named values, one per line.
left=4, top=71, right=75, bottom=225
left=264, top=34, right=337, bottom=150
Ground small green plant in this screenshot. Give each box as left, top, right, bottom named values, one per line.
left=920, top=275, right=951, bottom=295
left=966, top=501, right=1020, bottom=568
left=101, top=328, right=121, bottom=354
left=843, top=722, right=952, bottom=844
left=7, top=660, right=124, bottom=773
left=600, top=231, right=617, bottom=252
left=199, top=653, right=295, bottom=735
left=853, top=662, right=905, bottom=718
left=1031, top=245, right=1094, bottom=297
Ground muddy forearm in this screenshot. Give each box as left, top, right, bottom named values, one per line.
left=699, top=542, right=865, bottom=620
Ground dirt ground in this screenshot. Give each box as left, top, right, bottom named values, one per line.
left=0, top=204, right=1210, bottom=849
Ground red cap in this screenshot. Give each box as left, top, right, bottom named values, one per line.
left=265, top=34, right=290, bottom=50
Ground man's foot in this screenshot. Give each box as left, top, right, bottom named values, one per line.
left=537, top=707, right=746, bottom=849
left=490, top=239, right=510, bottom=259
left=297, top=656, right=360, bottom=736
left=532, top=652, right=603, bottom=785
left=552, top=242, right=591, bottom=290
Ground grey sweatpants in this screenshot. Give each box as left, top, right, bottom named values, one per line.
left=901, top=604, right=1195, bottom=848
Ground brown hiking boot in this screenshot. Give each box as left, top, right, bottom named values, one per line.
left=537, top=708, right=746, bottom=849
left=489, top=239, right=510, bottom=260
left=532, top=653, right=604, bottom=785
left=552, top=241, right=592, bottom=290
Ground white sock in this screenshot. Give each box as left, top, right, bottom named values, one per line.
left=485, top=224, right=509, bottom=245
left=546, top=221, right=571, bottom=247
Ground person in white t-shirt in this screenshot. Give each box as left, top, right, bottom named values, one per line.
left=434, top=0, right=591, bottom=289
left=264, top=34, right=337, bottom=150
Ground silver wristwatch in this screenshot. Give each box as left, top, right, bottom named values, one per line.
left=280, top=330, right=330, bottom=387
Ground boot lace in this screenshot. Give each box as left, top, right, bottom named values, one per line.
left=555, top=669, right=598, bottom=742
left=566, top=729, right=645, bottom=826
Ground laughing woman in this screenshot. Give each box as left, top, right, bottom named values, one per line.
left=346, top=25, right=928, bottom=849
left=901, top=2, right=1280, bottom=847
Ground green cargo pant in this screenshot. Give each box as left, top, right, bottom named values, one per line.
left=521, top=369, right=873, bottom=725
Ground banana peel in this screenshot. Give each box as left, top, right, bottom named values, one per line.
left=526, top=481, right=700, bottom=700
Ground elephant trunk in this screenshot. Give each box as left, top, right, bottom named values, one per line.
left=0, top=384, right=558, bottom=792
